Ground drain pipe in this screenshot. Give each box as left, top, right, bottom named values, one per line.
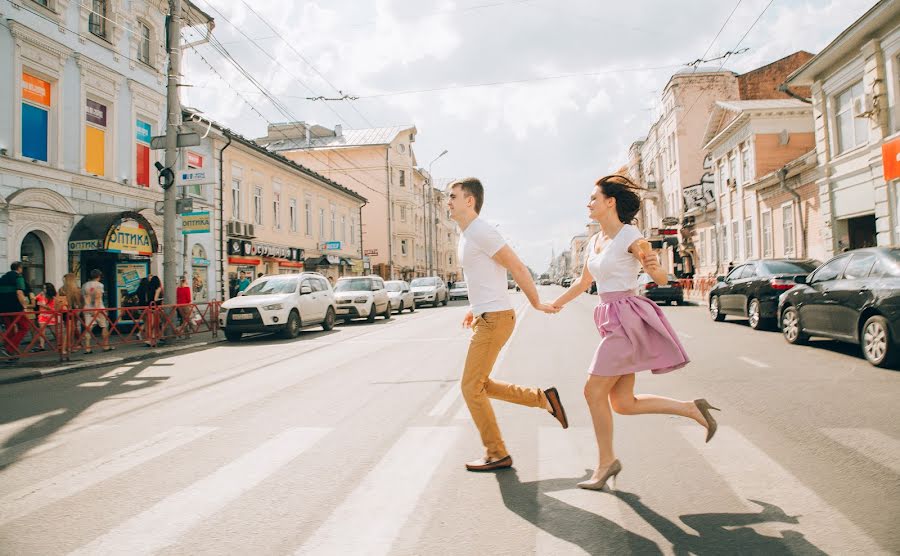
left=779, top=166, right=806, bottom=259
left=217, top=133, right=232, bottom=300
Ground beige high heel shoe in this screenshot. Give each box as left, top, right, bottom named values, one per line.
left=694, top=399, right=721, bottom=443
left=577, top=459, right=622, bottom=491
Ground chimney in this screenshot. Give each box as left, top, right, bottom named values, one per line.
left=335, top=124, right=342, bottom=137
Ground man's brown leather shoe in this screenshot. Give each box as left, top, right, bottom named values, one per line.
left=544, top=387, right=568, bottom=429
left=465, top=455, right=513, bottom=472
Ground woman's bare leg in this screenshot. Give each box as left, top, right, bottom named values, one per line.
left=609, top=373, right=706, bottom=426
left=584, top=374, right=622, bottom=479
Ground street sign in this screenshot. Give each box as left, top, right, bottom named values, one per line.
left=150, top=132, right=201, bottom=150
left=181, top=211, right=210, bottom=234
left=176, top=169, right=213, bottom=186
left=154, top=200, right=165, bottom=215
left=364, top=249, right=378, bottom=256
left=176, top=198, right=194, bottom=213
left=322, top=241, right=341, bottom=250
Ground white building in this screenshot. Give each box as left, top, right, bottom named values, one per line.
left=0, top=0, right=212, bottom=306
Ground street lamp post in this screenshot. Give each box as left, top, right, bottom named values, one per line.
left=427, top=149, right=448, bottom=276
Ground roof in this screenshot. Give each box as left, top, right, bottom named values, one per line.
left=701, top=99, right=811, bottom=150
left=183, top=110, right=367, bottom=204
left=263, top=125, right=416, bottom=152
left=787, top=0, right=900, bottom=85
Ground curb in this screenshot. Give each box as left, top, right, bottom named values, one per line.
left=0, top=337, right=226, bottom=386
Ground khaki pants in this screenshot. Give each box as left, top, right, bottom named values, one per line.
left=461, top=309, right=548, bottom=459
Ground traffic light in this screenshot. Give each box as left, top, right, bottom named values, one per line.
left=155, top=161, right=175, bottom=190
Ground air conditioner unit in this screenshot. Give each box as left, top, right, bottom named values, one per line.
left=244, top=223, right=256, bottom=238
left=852, top=94, right=875, bottom=118
left=226, top=221, right=240, bottom=236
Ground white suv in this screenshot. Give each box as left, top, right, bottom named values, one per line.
left=334, top=275, right=392, bottom=322
left=220, top=273, right=336, bottom=342
left=410, top=276, right=448, bottom=307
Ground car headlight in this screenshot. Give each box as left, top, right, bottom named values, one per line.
left=262, top=303, right=283, bottom=311
left=354, top=296, right=368, bottom=303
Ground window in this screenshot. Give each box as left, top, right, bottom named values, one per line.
left=253, top=187, right=262, bottom=225
left=319, top=207, right=325, bottom=239
left=289, top=199, right=297, bottom=232
left=401, top=239, right=409, bottom=256
left=89, top=0, right=107, bottom=38
left=835, top=81, right=867, bottom=153
left=717, top=163, right=725, bottom=194
left=740, top=146, right=751, bottom=184
left=762, top=211, right=773, bottom=258
left=399, top=169, right=406, bottom=187
left=341, top=215, right=346, bottom=243
left=350, top=218, right=356, bottom=244
left=782, top=204, right=794, bottom=256
left=726, top=265, right=745, bottom=281
left=400, top=206, right=407, bottom=222
left=667, top=133, right=676, bottom=167
left=744, top=218, right=753, bottom=258
left=729, top=155, right=737, bottom=187
left=231, top=179, right=241, bottom=219
left=21, top=72, right=51, bottom=162
left=32, top=0, right=49, bottom=6
left=731, top=221, right=739, bottom=261
left=330, top=206, right=336, bottom=240
left=697, top=230, right=704, bottom=266
left=843, top=253, right=876, bottom=279
left=136, top=120, right=151, bottom=187
left=138, top=21, right=151, bottom=65
left=810, top=255, right=849, bottom=283
left=85, top=98, right=107, bottom=176
left=273, top=192, right=281, bottom=229
left=185, top=151, right=203, bottom=196
left=739, top=264, right=757, bottom=279
left=304, top=199, right=312, bottom=235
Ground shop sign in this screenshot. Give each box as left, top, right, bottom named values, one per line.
left=364, top=249, right=378, bottom=256
left=882, top=136, right=900, bottom=181
left=23, top=73, right=51, bottom=106
left=86, top=99, right=107, bottom=127
left=177, top=169, right=213, bottom=186
left=192, top=257, right=210, bottom=266
left=69, top=239, right=102, bottom=251
left=326, top=255, right=341, bottom=265
left=187, top=151, right=204, bottom=168
left=322, top=241, right=341, bottom=250
left=181, top=211, right=210, bottom=234
left=661, top=217, right=680, bottom=227
left=106, top=220, right=153, bottom=256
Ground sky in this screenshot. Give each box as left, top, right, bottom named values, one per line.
left=180, top=0, right=877, bottom=272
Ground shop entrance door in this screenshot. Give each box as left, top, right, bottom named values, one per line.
left=848, top=215, right=876, bottom=249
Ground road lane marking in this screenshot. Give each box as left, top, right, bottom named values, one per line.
left=676, top=330, right=693, bottom=339
left=295, top=426, right=460, bottom=556
left=0, top=425, right=114, bottom=468
left=0, top=426, right=214, bottom=526
left=821, top=428, right=900, bottom=475
left=69, top=427, right=330, bottom=556
left=0, top=409, right=65, bottom=441
left=678, top=425, right=885, bottom=554
left=428, top=384, right=461, bottom=417
left=737, top=356, right=769, bottom=368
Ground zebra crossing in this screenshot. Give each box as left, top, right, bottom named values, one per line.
left=0, top=406, right=896, bottom=555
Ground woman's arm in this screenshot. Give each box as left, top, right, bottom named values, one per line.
left=552, top=235, right=596, bottom=308
left=630, top=239, right=668, bottom=285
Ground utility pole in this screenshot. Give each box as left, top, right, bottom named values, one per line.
left=163, top=0, right=182, bottom=305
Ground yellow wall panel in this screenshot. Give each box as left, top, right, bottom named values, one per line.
left=86, top=126, right=104, bottom=175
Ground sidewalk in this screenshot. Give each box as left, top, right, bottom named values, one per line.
left=0, top=331, right=224, bottom=385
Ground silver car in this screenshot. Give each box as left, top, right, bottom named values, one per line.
left=410, top=276, right=448, bottom=308
left=385, top=280, right=415, bottom=313
left=449, top=281, right=469, bottom=300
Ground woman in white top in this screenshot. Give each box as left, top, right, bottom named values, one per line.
left=552, top=175, right=720, bottom=490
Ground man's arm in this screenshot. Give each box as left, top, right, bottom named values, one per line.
left=552, top=252, right=594, bottom=308
left=15, top=277, right=27, bottom=308
left=492, top=245, right=556, bottom=312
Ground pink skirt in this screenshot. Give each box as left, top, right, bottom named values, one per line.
left=588, top=290, right=689, bottom=376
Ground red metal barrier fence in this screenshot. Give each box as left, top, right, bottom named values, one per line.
left=0, top=302, right=220, bottom=363
left=676, top=277, right=717, bottom=302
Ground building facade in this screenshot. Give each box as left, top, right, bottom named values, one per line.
left=0, top=0, right=211, bottom=306
left=786, top=0, right=900, bottom=256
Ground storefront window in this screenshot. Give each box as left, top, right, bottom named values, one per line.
left=191, top=243, right=209, bottom=301
left=21, top=232, right=45, bottom=292
left=85, top=98, right=107, bottom=176
left=136, top=119, right=151, bottom=187
left=22, top=72, right=51, bottom=162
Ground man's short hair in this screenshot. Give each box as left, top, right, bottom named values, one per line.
left=450, top=177, right=484, bottom=214
left=90, top=269, right=102, bottom=280
left=10, top=261, right=22, bottom=272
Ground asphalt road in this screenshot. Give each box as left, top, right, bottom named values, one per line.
left=0, top=286, right=897, bottom=555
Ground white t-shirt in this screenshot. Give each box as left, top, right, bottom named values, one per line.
left=586, top=224, right=644, bottom=293
left=458, top=217, right=513, bottom=315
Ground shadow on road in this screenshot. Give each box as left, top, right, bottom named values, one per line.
left=495, top=469, right=826, bottom=555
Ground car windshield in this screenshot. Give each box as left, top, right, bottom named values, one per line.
left=385, top=282, right=403, bottom=292
left=243, top=278, right=297, bottom=295
left=760, top=260, right=819, bottom=274
left=638, top=274, right=676, bottom=283
left=410, top=278, right=436, bottom=287
left=453, top=281, right=467, bottom=288
left=886, top=249, right=900, bottom=263
left=335, top=278, right=373, bottom=292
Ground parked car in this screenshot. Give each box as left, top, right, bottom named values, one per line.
left=220, top=273, right=336, bottom=342
left=507, top=280, right=516, bottom=290
left=333, top=275, right=392, bottom=322
left=561, top=277, right=573, bottom=287
left=410, top=276, right=448, bottom=307
left=385, top=280, right=415, bottom=314
left=449, top=280, right=469, bottom=300
left=638, top=273, right=684, bottom=305
left=708, top=259, right=820, bottom=330
left=778, top=248, right=900, bottom=367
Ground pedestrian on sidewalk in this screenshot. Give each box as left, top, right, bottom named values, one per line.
left=551, top=175, right=721, bottom=491
left=59, top=272, right=84, bottom=356
left=176, top=276, right=193, bottom=339
left=83, top=269, right=111, bottom=353
left=34, top=282, right=58, bottom=351
left=0, top=262, right=29, bottom=360
left=447, top=177, right=567, bottom=473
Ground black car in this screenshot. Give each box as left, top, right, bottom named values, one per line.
left=709, top=259, right=819, bottom=330
left=777, top=247, right=900, bottom=367
left=638, top=273, right=684, bottom=305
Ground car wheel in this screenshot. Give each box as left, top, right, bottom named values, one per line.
left=781, top=306, right=808, bottom=345
left=280, top=310, right=301, bottom=339
left=748, top=298, right=767, bottom=330
left=224, top=330, right=242, bottom=342
left=383, top=302, right=392, bottom=320
left=397, top=301, right=404, bottom=314
left=322, top=307, right=336, bottom=331
left=433, top=297, right=440, bottom=308
left=366, top=303, right=377, bottom=323
left=409, top=302, right=415, bottom=313
left=442, top=294, right=448, bottom=306
left=709, top=296, right=725, bottom=322
left=862, top=315, right=897, bottom=367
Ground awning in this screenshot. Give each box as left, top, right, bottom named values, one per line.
left=68, top=211, right=159, bottom=255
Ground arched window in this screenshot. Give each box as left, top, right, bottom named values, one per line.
left=21, top=232, right=45, bottom=292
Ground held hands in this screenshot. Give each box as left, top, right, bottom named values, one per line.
left=534, top=302, right=560, bottom=314
left=462, top=310, right=474, bottom=328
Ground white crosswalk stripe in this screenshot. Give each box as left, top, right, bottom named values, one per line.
left=821, top=427, right=900, bottom=475
left=679, top=425, right=887, bottom=554
left=295, top=426, right=461, bottom=556
left=69, top=427, right=330, bottom=556
left=0, top=426, right=214, bottom=526
left=0, top=424, right=114, bottom=468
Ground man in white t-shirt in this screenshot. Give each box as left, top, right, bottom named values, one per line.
left=448, top=177, right=568, bottom=472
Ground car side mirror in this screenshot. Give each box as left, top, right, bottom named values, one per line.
left=237, top=291, right=245, bottom=296
left=300, top=285, right=312, bottom=294
left=716, top=275, right=725, bottom=283
left=794, top=275, right=807, bottom=285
